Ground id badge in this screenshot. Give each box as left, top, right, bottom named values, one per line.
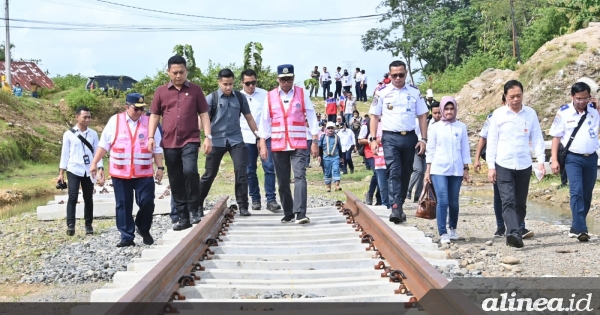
left=83, top=155, right=90, bottom=165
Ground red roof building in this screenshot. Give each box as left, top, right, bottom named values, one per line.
left=0, top=62, right=54, bottom=90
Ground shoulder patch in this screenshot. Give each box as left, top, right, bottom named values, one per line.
left=559, top=104, right=569, bottom=111
left=487, top=113, right=493, bottom=118
left=409, top=84, right=418, bottom=89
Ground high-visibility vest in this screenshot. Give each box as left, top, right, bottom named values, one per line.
left=109, top=113, right=154, bottom=179
left=268, top=88, right=308, bottom=151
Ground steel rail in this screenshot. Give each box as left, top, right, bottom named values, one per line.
left=104, top=196, right=230, bottom=315
left=343, top=191, right=485, bottom=315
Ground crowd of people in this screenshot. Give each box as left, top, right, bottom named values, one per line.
left=2, top=80, right=40, bottom=98
left=56, top=55, right=599, bottom=249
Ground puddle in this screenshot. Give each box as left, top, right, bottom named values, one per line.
left=462, top=188, right=599, bottom=234
left=0, top=194, right=57, bottom=219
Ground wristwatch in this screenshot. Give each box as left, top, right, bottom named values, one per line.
left=157, top=167, right=165, bottom=170
left=368, top=136, right=376, bottom=142
left=421, top=138, right=428, bottom=143
left=205, top=134, right=212, bottom=140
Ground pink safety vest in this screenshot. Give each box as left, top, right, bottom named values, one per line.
left=374, top=122, right=386, bottom=169
left=109, top=113, right=154, bottom=179
left=268, top=87, right=308, bottom=151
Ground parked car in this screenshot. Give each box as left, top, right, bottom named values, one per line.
left=85, top=76, right=137, bottom=95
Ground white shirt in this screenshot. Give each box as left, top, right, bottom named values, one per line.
left=361, top=74, right=368, bottom=85
left=426, top=121, right=471, bottom=176
left=320, top=72, right=331, bottom=82
left=354, top=72, right=362, bottom=83
left=337, top=128, right=356, bottom=152
left=358, top=124, right=368, bottom=139
left=369, top=84, right=428, bottom=132
left=306, top=128, right=313, bottom=140
left=59, top=126, right=102, bottom=177
left=343, top=75, right=351, bottom=87
left=344, top=99, right=356, bottom=115
left=240, top=87, right=267, bottom=144
left=416, top=118, right=438, bottom=140
left=486, top=105, right=545, bottom=170
left=549, top=102, right=600, bottom=154
left=479, top=113, right=493, bottom=138
left=258, top=86, right=320, bottom=151
left=334, top=72, right=342, bottom=81
left=98, top=113, right=163, bottom=154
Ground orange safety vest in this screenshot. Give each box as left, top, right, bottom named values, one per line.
left=268, top=87, right=308, bottom=151
left=109, top=113, right=154, bottom=179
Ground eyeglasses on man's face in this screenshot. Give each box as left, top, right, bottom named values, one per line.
left=390, top=73, right=406, bottom=79
left=243, top=80, right=257, bottom=87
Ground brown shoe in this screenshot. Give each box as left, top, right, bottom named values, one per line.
left=326, top=184, right=331, bottom=192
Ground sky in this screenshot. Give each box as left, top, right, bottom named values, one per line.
left=7, top=0, right=415, bottom=96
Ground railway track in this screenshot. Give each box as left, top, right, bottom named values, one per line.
left=72, top=192, right=485, bottom=315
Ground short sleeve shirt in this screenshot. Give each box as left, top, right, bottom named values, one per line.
left=369, top=84, right=428, bottom=132
left=150, top=81, right=209, bottom=149
left=479, top=113, right=493, bottom=138
left=205, top=89, right=251, bottom=148
left=549, top=103, right=600, bottom=154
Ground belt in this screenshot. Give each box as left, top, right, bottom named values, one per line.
left=568, top=151, right=596, bottom=157
left=382, top=130, right=416, bottom=136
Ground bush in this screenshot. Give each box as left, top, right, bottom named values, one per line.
left=65, top=88, right=100, bottom=112
left=52, top=74, right=88, bottom=91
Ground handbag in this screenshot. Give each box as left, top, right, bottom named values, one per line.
left=416, top=182, right=437, bottom=220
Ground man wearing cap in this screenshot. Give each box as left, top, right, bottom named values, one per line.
left=258, top=64, right=320, bottom=224
left=369, top=60, right=429, bottom=223
left=91, top=93, right=164, bottom=247
left=425, top=89, right=437, bottom=116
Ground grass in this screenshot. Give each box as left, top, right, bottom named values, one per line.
left=571, top=42, right=587, bottom=52
left=0, top=163, right=58, bottom=203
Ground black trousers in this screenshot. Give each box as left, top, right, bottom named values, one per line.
left=322, top=81, right=331, bottom=99
left=198, top=142, right=249, bottom=209
left=334, top=81, right=342, bottom=98
left=66, top=171, right=94, bottom=227
left=164, top=142, right=200, bottom=220
left=495, top=164, right=531, bottom=236
left=361, top=84, right=368, bottom=101
left=381, top=131, right=417, bottom=208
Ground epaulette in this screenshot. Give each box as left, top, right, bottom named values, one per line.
left=589, top=102, right=597, bottom=109
left=409, top=83, right=418, bottom=89
left=487, top=113, right=493, bottom=118
left=559, top=104, right=569, bottom=111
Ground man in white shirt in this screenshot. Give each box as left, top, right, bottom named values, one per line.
left=320, top=67, right=332, bottom=101
left=550, top=82, right=599, bottom=242
left=334, top=67, right=343, bottom=99
left=360, top=69, right=368, bottom=102
left=369, top=61, right=429, bottom=223
left=239, top=69, right=281, bottom=212
left=408, top=101, right=441, bottom=202
left=354, top=68, right=362, bottom=102
left=58, top=106, right=102, bottom=237
left=487, top=80, right=546, bottom=248
left=258, top=64, right=320, bottom=224
left=337, top=123, right=356, bottom=174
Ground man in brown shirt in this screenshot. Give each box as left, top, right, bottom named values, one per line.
left=148, top=55, right=212, bottom=231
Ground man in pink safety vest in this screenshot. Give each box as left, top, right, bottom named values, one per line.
left=91, top=93, right=165, bottom=247
left=258, top=64, right=321, bottom=224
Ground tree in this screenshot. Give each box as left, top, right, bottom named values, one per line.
left=173, top=44, right=202, bottom=79
left=0, top=42, right=15, bottom=62
left=242, top=41, right=278, bottom=91
left=547, top=0, right=600, bottom=32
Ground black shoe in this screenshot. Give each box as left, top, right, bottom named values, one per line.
left=406, top=193, right=411, bottom=200
left=389, top=209, right=402, bottom=224
left=267, top=201, right=282, bottom=211
left=136, top=226, right=154, bottom=245
left=173, top=219, right=192, bottom=231
left=577, top=232, right=590, bottom=242
left=494, top=227, right=506, bottom=238
left=252, top=202, right=262, bottom=210
left=365, top=195, right=373, bottom=205
left=67, top=224, right=75, bottom=236
left=296, top=213, right=310, bottom=224
left=240, top=208, right=251, bottom=216
left=506, top=233, right=524, bottom=248
left=198, top=208, right=205, bottom=218
left=350, top=170, right=354, bottom=174
left=85, top=225, right=94, bottom=236
left=281, top=215, right=295, bottom=223
left=116, top=239, right=135, bottom=247
left=171, top=218, right=179, bottom=224
left=521, top=228, right=534, bottom=239
left=190, top=211, right=202, bottom=224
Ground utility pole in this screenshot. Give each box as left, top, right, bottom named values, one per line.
left=4, top=0, right=10, bottom=87
left=509, top=0, right=521, bottom=63
left=342, top=61, right=354, bottom=72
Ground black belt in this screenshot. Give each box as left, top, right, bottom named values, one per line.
left=568, top=151, right=597, bottom=157
left=382, top=130, right=416, bottom=136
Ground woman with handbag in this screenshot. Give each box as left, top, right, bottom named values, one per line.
left=424, top=96, right=471, bottom=244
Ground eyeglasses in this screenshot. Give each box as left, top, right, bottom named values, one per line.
left=243, top=80, right=257, bottom=87
left=279, top=77, right=294, bottom=82
left=129, top=105, right=145, bottom=112
left=574, top=97, right=591, bottom=103
left=327, top=127, right=335, bottom=129
left=390, top=73, right=406, bottom=79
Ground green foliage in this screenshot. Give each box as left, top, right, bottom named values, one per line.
left=418, top=53, right=507, bottom=94
left=519, top=6, right=570, bottom=59
left=173, top=44, right=202, bottom=79
left=548, top=0, right=600, bottom=32
left=571, top=42, right=587, bottom=52
left=304, top=78, right=318, bottom=90
left=51, top=74, right=88, bottom=91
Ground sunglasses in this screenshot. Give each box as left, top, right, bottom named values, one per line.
left=243, top=80, right=257, bottom=87
left=390, top=73, right=407, bottom=79
left=279, top=77, right=294, bottom=82
left=129, top=105, right=145, bottom=112
left=327, top=127, right=335, bottom=129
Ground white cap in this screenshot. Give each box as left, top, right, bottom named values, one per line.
left=426, top=89, right=434, bottom=98
left=326, top=121, right=335, bottom=128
